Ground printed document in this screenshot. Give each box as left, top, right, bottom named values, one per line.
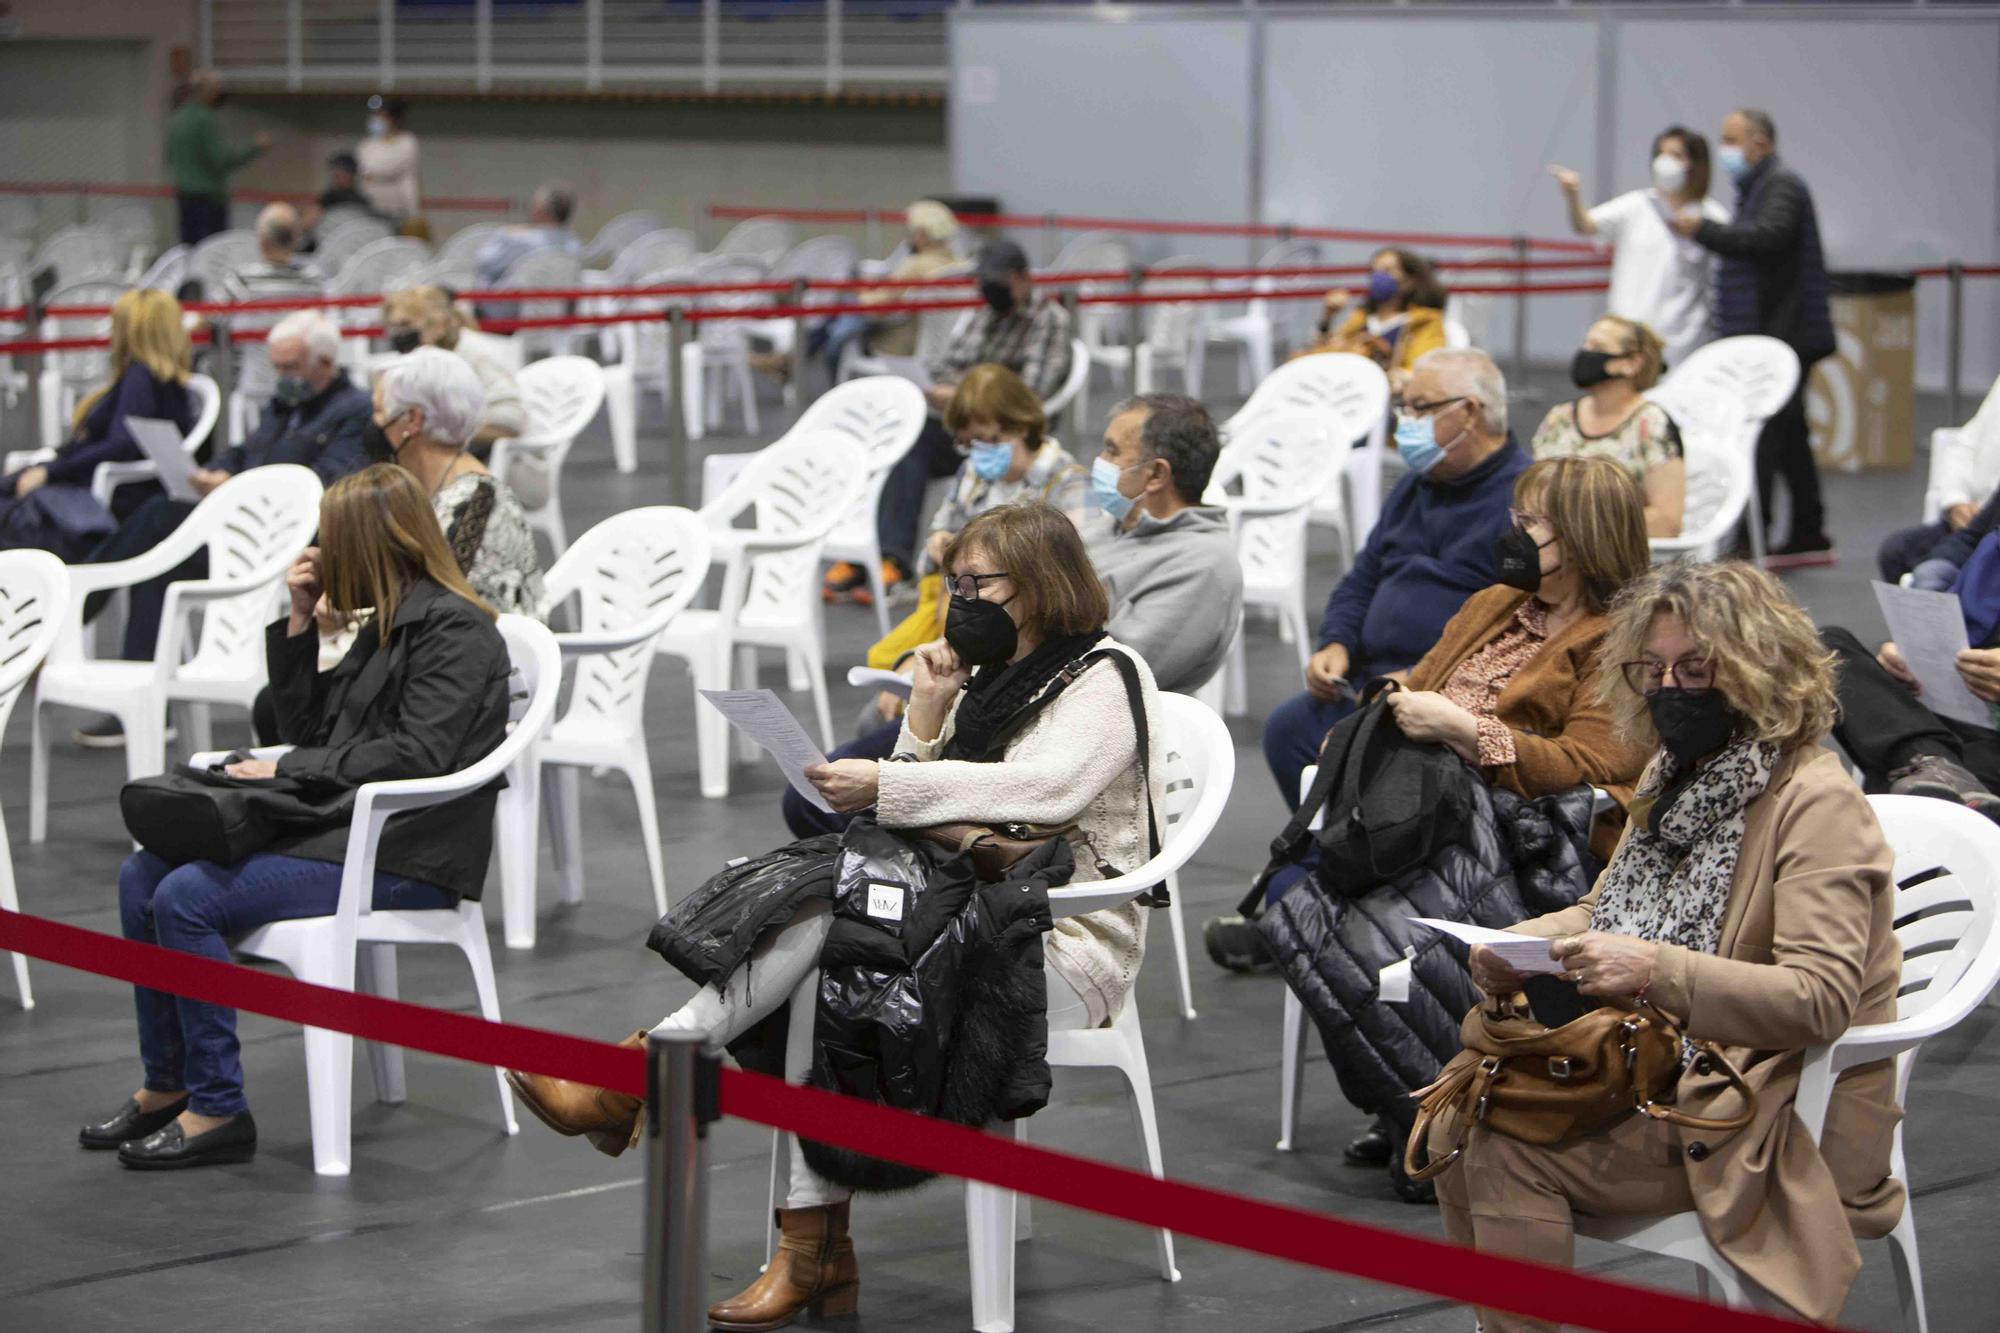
left=1407, top=918, right=1566, bottom=975
left=125, top=417, right=198, bottom=502
left=699, top=689, right=835, bottom=811
left=1872, top=582, right=1994, bottom=730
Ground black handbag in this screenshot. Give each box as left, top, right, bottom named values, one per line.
left=1245, top=682, right=1475, bottom=908
left=120, top=758, right=351, bottom=867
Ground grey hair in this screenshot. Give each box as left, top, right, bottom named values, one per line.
left=1735, top=107, right=1777, bottom=146
left=1109, top=392, right=1222, bottom=501
left=1413, top=347, right=1508, bottom=437
left=532, top=181, right=576, bottom=225
left=256, top=202, right=300, bottom=251
left=379, top=345, right=486, bottom=448
left=267, top=309, right=342, bottom=367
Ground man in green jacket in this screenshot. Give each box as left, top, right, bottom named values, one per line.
left=165, top=70, right=272, bottom=247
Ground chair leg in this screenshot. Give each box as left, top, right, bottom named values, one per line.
left=543, top=464, right=568, bottom=558
left=301, top=1023, right=356, bottom=1176
left=861, top=538, right=891, bottom=639
left=183, top=700, right=214, bottom=760
left=543, top=763, right=585, bottom=907
left=680, top=344, right=705, bottom=442
left=966, top=1175, right=1019, bottom=1333
left=459, top=903, right=520, bottom=1138
left=1283, top=598, right=1312, bottom=671
left=1109, top=1007, right=1180, bottom=1283
left=0, top=820, right=31, bottom=1009
left=735, top=646, right=762, bottom=764
left=801, top=637, right=835, bottom=753
left=1888, top=1204, right=1929, bottom=1333
left=497, top=753, right=542, bottom=950
left=122, top=706, right=165, bottom=783
left=1164, top=872, right=1196, bottom=1020
left=738, top=358, right=760, bottom=436
left=29, top=692, right=48, bottom=844
left=605, top=366, right=637, bottom=474
left=1279, top=988, right=1306, bottom=1151
left=1224, top=624, right=1248, bottom=719
left=624, top=748, right=670, bottom=919
left=691, top=639, right=732, bottom=799
left=357, top=944, right=407, bottom=1104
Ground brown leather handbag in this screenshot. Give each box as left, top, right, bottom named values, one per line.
left=1404, top=992, right=1757, bottom=1182
left=913, top=820, right=1082, bottom=883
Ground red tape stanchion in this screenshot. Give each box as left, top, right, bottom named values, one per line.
left=0, top=906, right=1826, bottom=1333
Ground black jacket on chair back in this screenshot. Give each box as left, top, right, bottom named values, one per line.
left=266, top=578, right=512, bottom=899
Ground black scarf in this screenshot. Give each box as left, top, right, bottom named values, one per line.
left=943, top=630, right=1107, bottom=763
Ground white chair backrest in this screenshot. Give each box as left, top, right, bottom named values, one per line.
left=1651, top=431, right=1749, bottom=560
left=912, top=262, right=976, bottom=362
left=0, top=550, right=68, bottom=736
left=707, top=433, right=871, bottom=627
left=178, top=465, right=325, bottom=675
left=436, top=222, right=505, bottom=267
left=610, top=229, right=702, bottom=284
left=331, top=236, right=431, bottom=296
left=1234, top=350, right=1390, bottom=449
left=771, top=235, right=860, bottom=283
left=1139, top=259, right=1213, bottom=350
left=515, top=355, right=607, bottom=445
left=1867, top=795, right=2000, bottom=1024
left=496, top=248, right=584, bottom=323
left=686, top=255, right=775, bottom=350
left=789, top=376, right=928, bottom=475
left=315, top=215, right=398, bottom=274
left=584, top=209, right=668, bottom=264
left=1051, top=230, right=1132, bottom=275
left=0, top=198, right=39, bottom=239
left=31, top=225, right=121, bottom=287
left=1041, top=338, right=1091, bottom=417
left=546, top=506, right=711, bottom=730
left=1651, top=336, right=1801, bottom=448
left=137, top=244, right=191, bottom=292
left=89, top=201, right=157, bottom=244
left=494, top=614, right=563, bottom=761
left=187, top=229, right=261, bottom=298
left=712, top=216, right=796, bottom=268
left=185, top=373, right=223, bottom=453
left=43, top=280, right=128, bottom=390
left=1209, top=412, right=1335, bottom=591
left=1254, top=239, right=1323, bottom=282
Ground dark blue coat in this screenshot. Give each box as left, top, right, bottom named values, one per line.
left=1698, top=155, right=1836, bottom=364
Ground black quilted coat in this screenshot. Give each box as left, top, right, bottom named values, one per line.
left=1257, top=763, right=1599, bottom=1137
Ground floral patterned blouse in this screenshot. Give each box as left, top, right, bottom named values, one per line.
left=434, top=471, right=546, bottom=620
left=1530, top=399, right=1682, bottom=483
left=1440, top=597, right=1551, bottom=767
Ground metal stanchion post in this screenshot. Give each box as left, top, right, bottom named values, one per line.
left=643, top=1031, right=721, bottom=1333
left=1042, top=212, right=1060, bottom=268
left=209, top=319, right=235, bottom=453
left=788, top=277, right=809, bottom=411
left=1946, top=261, right=1966, bottom=426
left=1509, top=234, right=1530, bottom=388
left=1059, top=287, right=1082, bottom=440
left=1125, top=264, right=1146, bottom=393
left=24, top=294, right=46, bottom=458
left=863, top=208, right=880, bottom=259
left=665, top=305, right=690, bottom=506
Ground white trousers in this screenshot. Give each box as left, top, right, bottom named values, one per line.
left=652, top=900, right=1089, bottom=1207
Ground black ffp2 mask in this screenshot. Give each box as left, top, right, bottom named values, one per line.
left=1647, top=687, right=1738, bottom=766
left=1492, top=524, right=1555, bottom=593
left=978, top=278, right=1016, bottom=315
left=387, top=327, right=423, bottom=354
left=944, top=594, right=1018, bottom=668
left=1569, top=349, right=1617, bottom=389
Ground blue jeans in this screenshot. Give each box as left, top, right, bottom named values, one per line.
left=118, top=850, right=453, bottom=1116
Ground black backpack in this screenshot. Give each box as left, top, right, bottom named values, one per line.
left=1246, top=685, right=1476, bottom=909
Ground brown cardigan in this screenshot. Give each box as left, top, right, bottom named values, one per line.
left=1509, top=745, right=1905, bottom=1323
left=1406, top=585, right=1651, bottom=817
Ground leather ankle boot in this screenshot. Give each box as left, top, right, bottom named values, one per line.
left=708, top=1201, right=859, bottom=1331
left=504, top=1029, right=647, bottom=1157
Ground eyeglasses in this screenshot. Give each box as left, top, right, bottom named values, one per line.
left=1619, top=657, right=1716, bottom=696
left=1395, top=395, right=1466, bottom=418
left=949, top=572, right=1010, bottom=600
left=1508, top=508, right=1550, bottom=530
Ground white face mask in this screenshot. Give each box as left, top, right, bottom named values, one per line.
left=367, top=115, right=390, bottom=138
left=1651, top=154, right=1688, bottom=195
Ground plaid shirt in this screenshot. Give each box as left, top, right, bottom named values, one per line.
left=929, top=295, right=1073, bottom=399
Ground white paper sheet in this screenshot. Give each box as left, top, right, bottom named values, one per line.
left=698, top=688, right=835, bottom=812
left=1873, top=581, right=1995, bottom=730
left=125, top=416, right=198, bottom=502
left=1407, top=917, right=1566, bottom=975
left=845, top=666, right=914, bottom=699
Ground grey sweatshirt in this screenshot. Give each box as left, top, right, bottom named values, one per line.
left=1085, top=506, right=1243, bottom=693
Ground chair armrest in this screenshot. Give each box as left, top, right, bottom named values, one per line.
left=2, top=447, right=54, bottom=472
left=1047, top=873, right=1158, bottom=919
left=557, top=627, right=660, bottom=658
left=187, top=744, right=295, bottom=768
left=1794, top=1018, right=1940, bottom=1143
left=91, top=459, right=160, bottom=509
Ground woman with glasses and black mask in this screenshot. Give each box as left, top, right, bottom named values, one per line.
left=504, top=502, right=1163, bottom=1330
left=1436, top=560, right=1904, bottom=1333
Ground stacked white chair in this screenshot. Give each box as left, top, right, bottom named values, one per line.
left=1232, top=351, right=1392, bottom=560
left=511, top=507, right=712, bottom=949
left=28, top=465, right=325, bottom=841
left=1648, top=335, right=1801, bottom=563
left=0, top=550, right=67, bottom=1010
left=1206, top=240, right=1324, bottom=393
left=314, top=214, right=397, bottom=277
left=490, top=355, right=606, bottom=557
left=33, top=278, right=128, bottom=451
left=88, top=202, right=159, bottom=278
left=743, top=235, right=863, bottom=405
left=656, top=433, right=871, bottom=798
left=600, top=264, right=691, bottom=473
left=603, top=229, right=702, bottom=288
left=191, top=615, right=560, bottom=1175
left=680, top=256, right=773, bottom=440
left=758, top=691, right=1233, bottom=1332
left=185, top=229, right=261, bottom=301
left=30, top=225, right=122, bottom=290
left=493, top=248, right=585, bottom=359
left=1578, top=794, right=2000, bottom=1331
left=711, top=215, right=796, bottom=268
left=1207, top=412, right=1339, bottom=718
left=332, top=235, right=430, bottom=295
left=581, top=209, right=667, bottom=266
left=429, top=221, right=506, bottom=290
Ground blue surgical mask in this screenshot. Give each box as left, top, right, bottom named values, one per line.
left=1366, top=269, right=1401, bottom=305
left=968, top=440, right=1012, bottom=481
left=1393, top=410, right=1466, bottom=476
left=1716, top=144, right=1750, bottom=182
left=1091, top=456, right=1137, bottom=525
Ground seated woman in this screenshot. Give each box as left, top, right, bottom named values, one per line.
left=1439, top=560, right=1905, bottom=1332
left=1255, top=456, right=1653, bottom=1176
left=806, top=198, right=962, bottom=379
left=86, top=465, right=513, bottom=1169
left=0, top=289, right=195, bottom=559
left=1531, top=315, right=1685, bottom=537
left=381, top=285, right=526, bottom=455
left=506, top=502, right=1164, bottom=1329
left=1293, top=246, right=1449, bottom=393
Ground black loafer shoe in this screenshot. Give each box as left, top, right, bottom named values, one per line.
left=117, top=1111, right=257, bottom=1170
left=80, top=1096, right=189, bottom=1150
left=1343, top=1123, right=1392, bottom=1167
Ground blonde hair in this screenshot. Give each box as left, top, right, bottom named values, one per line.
left=72, top=289, right=192, bottom=431
left=944, top=503, right=1108, bottom=643
left=943, top=363, right=1046, bottom=450
left=1593, top=561, right=1837, bottom=752
left=383, top=284, right=457, bottom=344
left=319, top=464, right=493, bottom=637
left=1595, top=314, right=1667, bottom=390
left=1516, top=456, right=1650, bottom=613
left=906, top=199, right=958, bottom=246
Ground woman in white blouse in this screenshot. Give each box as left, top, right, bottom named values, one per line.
left=356, top=95, right=421, bottom=223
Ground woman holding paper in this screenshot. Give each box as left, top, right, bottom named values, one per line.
left=1443, top=560, right=1904, bottom=1331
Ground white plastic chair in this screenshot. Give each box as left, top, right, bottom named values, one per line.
left=191, top=615, right=559, bottom=1175
left=185, top=229, right=261, bottom=302
left=582, top=209, right=667, bottom=266
left=30, top=224, right=121, bottom=291
left=1039, top=337, right=1091, bottom=421
left=89, top=201, right=159, bottom=277
left=795, top=377, right=929, bottom=636
left=1085, top=260, right=1212, bottom=397
left=87, top=373, right=223, bottom=510
left=597, top=230, right=702, bottom=293
left=1649, top=432, right=1751, bottom=563
left=28, top=466, right=325, bottom=840
left=33, top=278, right=127, bottom=451
left=1207, top=240, right=1323, bottom=394
left=332, top=235, right=430, bottom=296
left=489, top=355, right=606, bottom=557
left=429, top=221, right=506, bottom=289
left=1233, top=352, right=1392, bottom=559
left=711, top=216, right=795, bottom=268
left=1050, top=230, right=1133, bottom=371
left=1649, top=336, right=1801, bottom=564
left=656, top=433, right=871, bottom=798
left=743, top=235, right=863, bottom=404
left=1207, top=412, right=1338, bottom=719
left=757, top=690, right=1230, bottom=1331
left=0, top=550, right=67, bottom=1010
left=136, top=244, right=191, bottom=293
left=493, top=248, right=585, bottom=359
left=515, top=507, right=712, bottom=951
left=680, top=256, right=773, bottom=441
left=1577, top=795, right=2000, bottom=1332
left=313, top=215, right=397, bottom=278
left=599, top=264, right=692, bottom=473
left=836, top=260, right=976, bottom=387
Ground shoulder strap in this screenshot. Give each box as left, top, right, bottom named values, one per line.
left=1240, top=710, right=1360, bottom=916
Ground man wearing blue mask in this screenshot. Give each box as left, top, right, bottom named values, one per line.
left=1672, top=108, right=1835, bottom=567
left=1205, top=349, right=1526, bottom=972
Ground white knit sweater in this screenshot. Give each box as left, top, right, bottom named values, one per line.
left=874, top=641, right=1163, bottom=1025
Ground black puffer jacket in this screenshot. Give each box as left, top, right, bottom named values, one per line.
left=1258, top=765, right=1598, bottom=1136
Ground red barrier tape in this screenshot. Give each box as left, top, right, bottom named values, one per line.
left=1912, top=265, right=2000, bottom=280
left=0, top=905, right=1825, bottom=1333
left=0, top=180, right=514, bottom=213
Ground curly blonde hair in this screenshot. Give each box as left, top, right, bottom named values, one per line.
left=1593, top=560, right=1837, bottom=751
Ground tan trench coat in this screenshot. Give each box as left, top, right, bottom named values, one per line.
left=1509, top=743, right=1906, bottom=1323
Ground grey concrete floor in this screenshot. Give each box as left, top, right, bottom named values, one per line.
left=1, top=357, right=1996, bottom=1332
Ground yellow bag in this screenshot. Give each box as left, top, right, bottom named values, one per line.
left=866, top=572, right=947, bottom=670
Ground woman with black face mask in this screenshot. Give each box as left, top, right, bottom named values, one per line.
left=1531, top=315, right=1685, bottom=538
left=379, top=285, right=527, bottom=453
left=1448, top=560, right=1904, bottom=1333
